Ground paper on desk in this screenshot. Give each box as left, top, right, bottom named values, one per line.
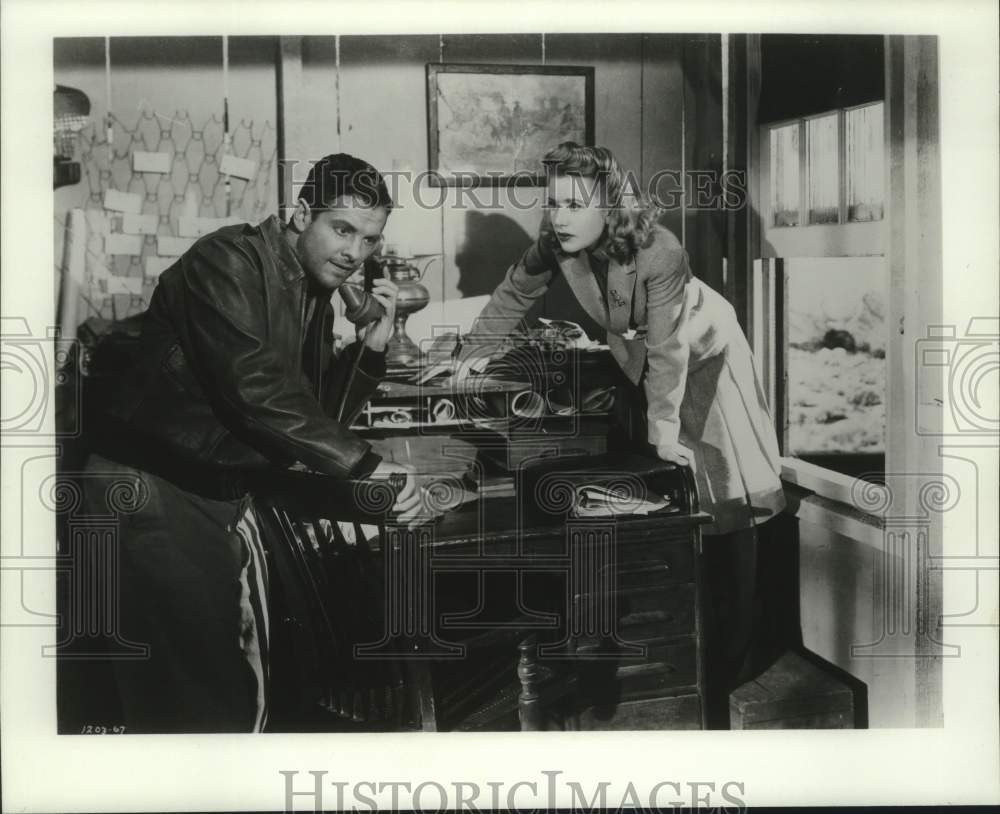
left=571, top=484, right=679, bottom=518
left=537, top=317, right=600, bottom=350
left=416, top=352, right=492, bottom=384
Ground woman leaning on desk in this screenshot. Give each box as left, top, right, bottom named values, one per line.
left=454, top=141, right=786, bottom=726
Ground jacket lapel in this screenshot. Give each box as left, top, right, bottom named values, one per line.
left=557, top=250, right=642, bottom=382
left=557, top=252, right=607, bottom=329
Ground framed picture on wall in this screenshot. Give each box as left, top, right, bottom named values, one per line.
left=426, top=63, right=595, bottom=186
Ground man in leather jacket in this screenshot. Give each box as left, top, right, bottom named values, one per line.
left=81, top=153, right=422, bottom=732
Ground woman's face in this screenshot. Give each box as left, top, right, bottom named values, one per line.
left=546, top=173, right=608, bottom=254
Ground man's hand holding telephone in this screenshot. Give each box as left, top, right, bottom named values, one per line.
left=339, top=257, right=398, bottom=352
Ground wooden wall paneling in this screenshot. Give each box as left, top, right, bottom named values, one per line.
left=641, top=35, right=686, bottom=241
left=544, top=34, right=643, bottom=177
left=683, top=35, right=725, bottom=294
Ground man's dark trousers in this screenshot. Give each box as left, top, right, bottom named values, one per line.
left=83, top=453, right=269, bottom=733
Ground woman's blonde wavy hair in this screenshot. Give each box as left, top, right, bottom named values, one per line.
left=539, top=142, right=662, bottom=264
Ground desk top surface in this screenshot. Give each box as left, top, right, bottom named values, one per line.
left=400, top=494, right=712, bottom=553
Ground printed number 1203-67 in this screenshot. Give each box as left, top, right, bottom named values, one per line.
left=80, top=725, right=127, bottom=734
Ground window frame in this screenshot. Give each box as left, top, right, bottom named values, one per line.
left=759, top=103, right=885, bottom=259
left=726, top=32, right=945, bottom=726
left=755, top=100, right=889, bottom=497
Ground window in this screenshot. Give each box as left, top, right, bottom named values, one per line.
left=761, top=102, right=884, bottom=249
left=845, top=103, right=884, bottom=222
left=806, top=113, right=839, bottom=224
left=757, top=102, right=886, bottom=482
left=784, top=257, right=886, bottom=475
left=769, top=123, right=800, bottom=227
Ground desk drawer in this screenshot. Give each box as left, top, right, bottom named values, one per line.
left=575, top=639, right=698, bottom=700
left=574, top=582, right=696, bottom=645
left=614, top=640, right=698, bottom=698
left=615, top=536, right=695, bottom=583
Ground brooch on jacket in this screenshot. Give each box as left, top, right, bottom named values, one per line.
left=609, top=289, right=627, bottom=308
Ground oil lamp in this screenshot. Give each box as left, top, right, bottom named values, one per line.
left=377, top=245, right=439, bottom=370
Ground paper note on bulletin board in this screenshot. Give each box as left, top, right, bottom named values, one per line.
left=122, top=213, right=159, bottom=235
left=157, top=236, right=196, bottom=256
left=104, top=233, right=144, bottom=256
left=219, top=154, right=257, bottom=180
left=106, top=274, right=144, bottom=296
left=132, top=151, right=172, bottom=174
left=178, top=216, right=243, bottom=238
left=103, top=189, right=143, bottom=214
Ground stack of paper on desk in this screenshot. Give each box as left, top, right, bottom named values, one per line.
left=571, top=484, right=679, bottom=518
left=537, top=317, right=600, bottom=350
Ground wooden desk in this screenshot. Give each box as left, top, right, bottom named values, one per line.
left=367, top=462, right=714, bottom=731
left=258, top=447, right=713, bottom=732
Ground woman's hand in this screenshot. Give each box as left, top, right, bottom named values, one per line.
left=358, top=269, right=399, bottom=352
left=656, top=441, right=696, bottom=471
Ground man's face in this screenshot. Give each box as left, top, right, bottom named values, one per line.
left=294, top=195, right=389, bottom=290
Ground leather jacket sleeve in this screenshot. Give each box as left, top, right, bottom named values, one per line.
left=176, top=237, right=378, bottom=479
left=322, top=340, right=386, bottom=424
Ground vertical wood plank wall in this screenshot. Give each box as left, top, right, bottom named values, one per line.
left=284, top=34, right=720, bottom=331
left=54, top=34, right=723, bottom=337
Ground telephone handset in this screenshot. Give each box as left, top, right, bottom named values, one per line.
left=339, top=256, right=384, bottom=327
left=335, top=256, right=386, bottom=423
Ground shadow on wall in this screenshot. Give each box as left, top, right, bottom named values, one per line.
left=454, top=212, right=533, bottom=298
left=455, top=210, right=611, bottom=342
left=454, top=211, right=610, bottom=342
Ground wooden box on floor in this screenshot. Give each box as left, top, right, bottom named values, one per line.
left=729, top=651, right=855, bottom=730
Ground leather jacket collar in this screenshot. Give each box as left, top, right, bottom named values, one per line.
left=258, top=215, right=307, bottom=289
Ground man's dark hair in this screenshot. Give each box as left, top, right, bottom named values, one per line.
left=298, top=153, right=393, bottom=211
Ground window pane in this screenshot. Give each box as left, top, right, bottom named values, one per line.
left=846, top=102, right=884, bottom=222
left=785, top=257, right=886, bottom=476
left=769, top=124, right=800, bottom=227
left=806, top=114, right=839, bottom=224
